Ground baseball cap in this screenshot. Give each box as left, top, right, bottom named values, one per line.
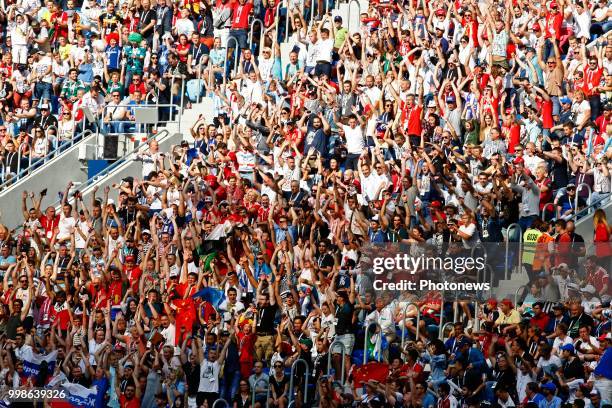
left=542, top=382, right=556, bottom=392
left=560, top=344, right=575, bottom=353
left=40, top=103, right=50, bottom=110
left=141, top=229, right=151, bottom=235
left=435, top=8, right=446, bottom=16
left=513, top=157, right=525, bottom=165
left=581, top=285, right=596, bottom=294
left=446, top=96, right=456, bottom=104
left=334, top=15, right=342, bottom=22
left=427, top=100, right=436, bottom=108
left=560, top=96, right=572, bottom=104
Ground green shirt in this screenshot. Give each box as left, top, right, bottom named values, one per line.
left=61, top=79, right=86, bottom=98
left=334, top=27, right=348, bottom=49
left=123, top=45, right=146, bottom=74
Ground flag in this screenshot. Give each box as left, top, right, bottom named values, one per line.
left=205, top=220, right=232, bottom=241
left=192, top=286, right=225, bottom=308
left=352, top=362, right=389, bottom=387
left=173, top=297, right=197, bottom=344
left=21, top=349, right=57, bottom=378
left=365, top=326, right=388, bottom=362
left=57, top=382, right=97, bottom=408
left=200, top=252, right=216, bottom=272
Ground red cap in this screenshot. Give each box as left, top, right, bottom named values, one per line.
left=430, top=200, right=442, bottom=208
left=125, top=255, right=135, bottom=262
left=513, top=156, right=525, bottom=165
left=487, top=298, right=498, bottom=307
left=436, top=8, right=446, bottom=16
left=550, top=1, right=558, bottom=8
left=501, top=299, right=514, bottom=308
left=533, top=23, right=541, bottom=31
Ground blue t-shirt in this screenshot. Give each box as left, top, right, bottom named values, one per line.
left=92, top=377, right=109, bottom=408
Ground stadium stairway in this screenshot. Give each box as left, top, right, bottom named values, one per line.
left=0, top=99, right=216, bottom=230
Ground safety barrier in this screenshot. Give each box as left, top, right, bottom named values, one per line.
left=504, top=223, right=522, bottom=280
left=212, top=399, right=230, bottom=408
left=248, top=19, right=264, bottom=52
left=514, top=284, right=529, bottom=306
left=439, top=322, right=455, bottom=341
left=400, top=302, right=420, bottom=354
left=288, top=358, right=310, bottom=406
left=575, top=183, right=592, bottom=215
left=169, top=74, right=187, bottom=116
left=363, top=322, right=383, bottom=364
left=348, top=0, right=361, bottom=32
left=0, top=128, right=95, bottom=190
left=101, top=103, right=182, bottom=139
left=438, top=287, right=446, bottom=339
left=327, top=340, right=346, bottom=384
left=224, top=36, right=241, bottom=87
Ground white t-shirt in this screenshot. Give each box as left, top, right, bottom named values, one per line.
left=315, top=38, right=334, bottom=63
left=57, top=214, right=76, bottom=241
left=343, top=125, right=365, bottom=155
left=161, top=323, right=176, bottom=346
left=198, top=360, right=221, bottom=393
left=572, top=100, right=591, bottom=126
left=33, top=57, right=53, bottom=83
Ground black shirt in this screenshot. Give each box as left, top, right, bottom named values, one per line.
left=182, top=361, right=200, bottom=397
left=99, top=12, right=123, bottom=37
left=334, top=301, right=354, bottom=335
left=138, top=8, right=156, bottom=38
left=256, top=304, right=278, bottom=335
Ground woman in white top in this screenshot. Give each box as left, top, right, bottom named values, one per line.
left=57, top=109, right=76, bottom=146
left=31, top=128, right=49, bottom=162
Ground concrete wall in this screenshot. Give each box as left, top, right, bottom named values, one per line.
left=0, top=133, right=97, bottom=229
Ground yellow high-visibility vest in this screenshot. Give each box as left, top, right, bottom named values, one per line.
left=522, top=228, right=542, bottom=265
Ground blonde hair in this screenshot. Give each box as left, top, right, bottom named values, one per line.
left=593, top=208, right=608, bottom=230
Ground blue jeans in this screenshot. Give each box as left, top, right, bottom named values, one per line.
left=518, top=215, right=537, bottom=232
left=34, top=82, right=52, bottom=101
left=219, top=370, right=240, bottom=402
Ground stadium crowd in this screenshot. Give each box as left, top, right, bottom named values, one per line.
left=0, top=0, right=610, bottom=406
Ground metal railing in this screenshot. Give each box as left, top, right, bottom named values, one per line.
left=575, top=183, right=592, bottom=216
left=224, top=36, right=241, bottom=87
left=570, top=192, right=612, bottom=222
left=211, top=399, right=230, bottom=408
left=400, top=302, right=420, bottom=353
left=504, top=223, right=522, bottom=280
left=439, top=322, right=455, bottom=341
left=327, top=340, right=346, bottom=384
left=0, top=129, right=95, bottom=190
left=437, top=287, right=446, bottom=339
left=43, top=129, right=170, bottom=210
left=288, top=358, right=310, bottom=406
left=514, top=284, right=529, bottom=306
left=248, top=18, right=264, bottom=52
left=101, top=103, right=182, bottom=137
left=348, top=0, right=361, bottom=32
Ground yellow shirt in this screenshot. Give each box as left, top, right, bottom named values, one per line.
left=495, top=309, right=521, bottom=326
left=59, top=44, right=72, bottom=62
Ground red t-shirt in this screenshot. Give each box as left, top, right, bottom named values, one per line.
left=124, top=266, right=142, bottom=294
left=119, top=395, right=140, bottom=408
left=402, top=104, right=423, bottom=137
left=584, top=66, right=604, bottom=97
left=545, top=12, right=563, bottom=40
left=231, top=1, right=252, bottom=29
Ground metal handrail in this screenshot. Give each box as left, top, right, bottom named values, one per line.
left=44, top=129, right=170, bottom=210
left=514, top=284, right=529, bottom=306
left=570, top=192, right=612, bottom=222
left=288, top=358, right=309, bottom=405
left=575, top=183, right=592, bottom=216
left=250, top=370, right=267, bottom=408
left=195, top=58, right=205, bottom=105
left=439, top=322, right=455, bottom=341
left=542, top=202, right=555, bottom=221
left=364, top=322, right=383, bottom=364
left=224, top=36, right=240, bottom=87
left=437, top=287, right=445, bottom=339
left=211, top=399, right=229, bottom=408
left=400, top=302, right=420, bottom=353
left=327, top=340, right=346, bottom=384
left=504, top=223, right=522, bottom=281
left=348, top=0, right=361, bottom=33
left=249, top=18, right=264, bottom=52
left=0, top=129, right=95, bottom=190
